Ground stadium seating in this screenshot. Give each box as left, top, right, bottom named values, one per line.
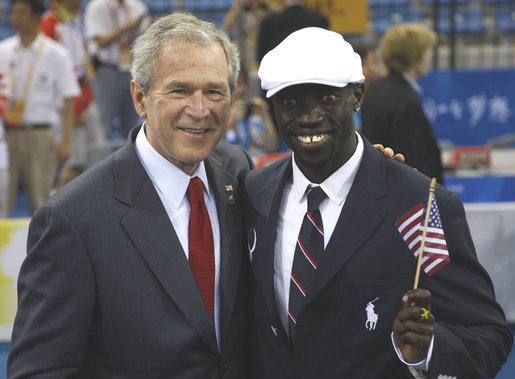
left=371, top=6, right=422, bottom=34
left=435, top=7, right=485, bottom=34
left=494, top=7, right=515, bottom=33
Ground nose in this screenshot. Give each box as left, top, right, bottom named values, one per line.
left=185, top=91, right=210, bottom=120
left=296, top=105, right=324, bottom=126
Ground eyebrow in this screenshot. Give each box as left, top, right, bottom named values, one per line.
left=168, top=80, right=229, bottom=91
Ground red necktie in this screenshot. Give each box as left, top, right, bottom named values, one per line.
left=187, top=177, right=215, bottom=320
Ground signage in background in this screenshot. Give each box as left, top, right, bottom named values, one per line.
left=0, top=219, right=29, bottom=341
left=419, top=69, right=515, bottom=147
left=304, top=0, right=369, bottom=34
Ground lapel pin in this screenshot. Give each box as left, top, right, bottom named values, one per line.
left=271, top=325, right=278, bottom=336
left=229, top=194, right=236, bottom=205
left=225, top=185, right=233, bottom=192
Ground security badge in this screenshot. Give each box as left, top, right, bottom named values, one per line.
left=4, top=99, right=25, bottom=127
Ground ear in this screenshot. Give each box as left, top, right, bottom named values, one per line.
left=354, top=83, right=364, bottom=104
left=130, top=80, right=147, bottom=119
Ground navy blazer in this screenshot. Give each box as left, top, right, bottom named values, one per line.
left=244, top=137, right=512, bottom=379
left=8, top=126, right=254, bottom=378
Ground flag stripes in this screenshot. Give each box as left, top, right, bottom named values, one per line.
left=396, top=197, right=450, bottom=277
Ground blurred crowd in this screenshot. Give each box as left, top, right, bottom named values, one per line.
left=0, top=0, right=441, bottom=218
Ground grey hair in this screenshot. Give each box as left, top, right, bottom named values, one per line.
left=131, top=12, right=240, bottom=96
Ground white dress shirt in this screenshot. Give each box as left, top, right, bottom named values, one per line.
left=134, top=124, right=221, bottom=349
left=274, top=132, right=364, bottom=332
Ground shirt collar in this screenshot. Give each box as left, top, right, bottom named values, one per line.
left=291, top=132, right=364, bottom=205
left=401, top=71, right=423, bottom=95
left=15, top=33, right=44, bottom=51
left=134, top=123, right=210, bottom=209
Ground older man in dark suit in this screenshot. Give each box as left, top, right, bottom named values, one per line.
left=8, top=13, right=253, bottom=378
left=244, top=27, right=512, bottom=378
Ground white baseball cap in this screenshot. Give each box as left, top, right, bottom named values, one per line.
left=258, top=27, right=365, bottom=98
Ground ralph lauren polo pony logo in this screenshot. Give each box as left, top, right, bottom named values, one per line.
left=365, top=297, right=379, bottom=331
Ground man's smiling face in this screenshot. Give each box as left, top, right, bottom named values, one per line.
left=272, top=83, right=362, bottom=183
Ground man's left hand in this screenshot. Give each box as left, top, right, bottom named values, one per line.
left=392, top=288, right=435, bottom=363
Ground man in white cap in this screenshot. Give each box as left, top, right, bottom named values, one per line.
left=244, top=27, right=512, bottom=378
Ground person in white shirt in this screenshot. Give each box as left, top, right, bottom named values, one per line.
left=0, top=0, right=80, bottom=215
left=40, top=0, right=106, bottom=188
left=84, top=0, right=150, bottom=139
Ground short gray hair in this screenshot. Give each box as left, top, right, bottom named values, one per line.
left=131, top=12, right=240, bottom=96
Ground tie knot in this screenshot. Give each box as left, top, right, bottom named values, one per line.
left=307, top=186, right=326, bottom=212
left=187, top=177, right=205, bottom=204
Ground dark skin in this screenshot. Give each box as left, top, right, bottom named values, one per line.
left=273, top=83, right=360, bottom=184
left=272, top=82, right=434, bottom=364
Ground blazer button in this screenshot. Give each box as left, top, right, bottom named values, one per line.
left=222, top=361, right=231, bottom=371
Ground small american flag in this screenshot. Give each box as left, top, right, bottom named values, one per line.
left=395, top=196, right=450, bottom=277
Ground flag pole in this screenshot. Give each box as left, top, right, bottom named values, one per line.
left=413, top=178, right=437, bottom=289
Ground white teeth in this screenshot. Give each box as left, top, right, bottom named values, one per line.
left=297, top=134, right=328, bottom=144
left=183, top=128, right=206, bottom=134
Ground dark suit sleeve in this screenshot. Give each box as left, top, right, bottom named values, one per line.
left=388, top=100, right=436, bottom=180
left=422, top=192, right=513, bottom=378
left=8, top=204, right=95, bottom=378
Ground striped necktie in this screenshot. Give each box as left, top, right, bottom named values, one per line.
left=288, top=186, right=326, bottom=341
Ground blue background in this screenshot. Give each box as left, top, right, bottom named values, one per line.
left=420, top=69, right=515, bottom=147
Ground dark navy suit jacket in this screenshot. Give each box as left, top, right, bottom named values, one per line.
left=244, top=137, right=512, bottom=379
left=9, top=126, right=254, bottom=378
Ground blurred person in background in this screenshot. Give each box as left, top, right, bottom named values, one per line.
left=40, top=0, right=105, bottom=188
left=361, top=23, right=443, bottom=184
left=352, top=43, right=379, bottom=131
left=256, top=0, right=329, bottom=64
left=84, top=0, right=150, bottom=139
left=0, top=0, right=79, bottom=215
left=225, top=66, right=278, bottom=160
left=223, top=0, right=277, bottom=98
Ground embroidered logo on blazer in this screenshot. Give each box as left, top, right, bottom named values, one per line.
left=365, top=297, right=379, bottom=331
left=248, top=227, right=256, bottom=262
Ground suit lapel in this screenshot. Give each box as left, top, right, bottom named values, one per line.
left=204, top=154, right=241, bottom=347
left=114, top=136, right=218, bottom=355
left=250, top=158, right=293, bottom=340
left=306, top=141, right=390, bottom=309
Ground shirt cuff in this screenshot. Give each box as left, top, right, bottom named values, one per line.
left=391, top=332, right=434, bottom=372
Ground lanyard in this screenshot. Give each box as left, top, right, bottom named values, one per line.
left=9, top=36, right=46, bottom=101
